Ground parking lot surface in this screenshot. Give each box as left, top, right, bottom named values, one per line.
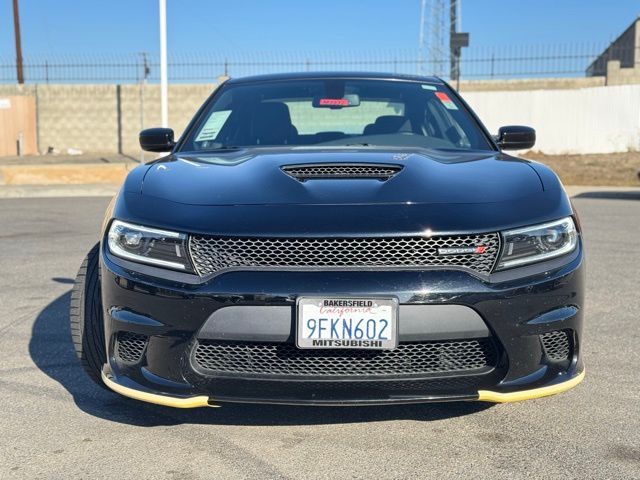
left=0, top=192, right=639, bottom=479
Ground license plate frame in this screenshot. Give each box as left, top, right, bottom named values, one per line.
left=296, top=296, right=399, bottom=350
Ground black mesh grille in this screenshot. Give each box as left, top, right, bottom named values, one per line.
left=540, top=330, right=571, bottom=361
left=282, top=164, right=402, bottom=181
left=199, top=376, right=492, bottom=400
left=193, top=339, right=497, bottom=377
left=189, top=233, right=500, bottom=277
left=115, top=332, right=148, bottom=363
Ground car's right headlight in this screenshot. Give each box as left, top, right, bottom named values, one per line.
left=107, top=220, right=194, bottom=272
left=496, top=217, right=578, bottom=270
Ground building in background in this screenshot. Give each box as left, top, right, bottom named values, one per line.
left=587, top=17, right=640, bottom=84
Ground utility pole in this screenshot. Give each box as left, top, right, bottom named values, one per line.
left=159, top=0, right=168, bottom=128
left=12, top=0, right=24, bottom=84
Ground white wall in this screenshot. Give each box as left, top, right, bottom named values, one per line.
left=462, top=85, right=640, bottom=155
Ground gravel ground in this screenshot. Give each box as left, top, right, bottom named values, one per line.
left=527, top=151, right=640, bottom=186
left=0, top=194, right=638, bottom=479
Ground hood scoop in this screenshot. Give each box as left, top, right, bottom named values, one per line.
left=282, top=163, right=402, bottom=182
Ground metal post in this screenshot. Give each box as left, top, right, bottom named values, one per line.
left=159, top=0, right=169, bottom=128
left=12, top=0, right=25, bottom=84
left=17, top=132, right=23, bottom=156
left=490, top=53, right=495, bottom=79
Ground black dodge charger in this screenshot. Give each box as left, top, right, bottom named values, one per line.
left=71, top=72, right=585, bottom=407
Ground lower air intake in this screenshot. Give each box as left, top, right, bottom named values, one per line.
left=193, top=339, right=497, bottom=377
left=115, top=332, right=148, bottom=363
left=540, top=330, right=571, bottom=361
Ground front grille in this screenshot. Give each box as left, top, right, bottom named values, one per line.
left=540, top=330, right=571, bottom=361
left=282, top=163, right=402, bottom=181
left=115, top=332, right=148, bottom=363
left=193, top=339, right=497, bottom=377
left=189, top=233, right=500, bottom=277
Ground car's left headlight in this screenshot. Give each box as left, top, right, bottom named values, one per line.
left=107, top=220, right=194, bottom=272
left=496, top=217, right=578, bottom=270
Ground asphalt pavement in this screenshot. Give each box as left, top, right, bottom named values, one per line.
left=0, top=192, right=639, bottom=479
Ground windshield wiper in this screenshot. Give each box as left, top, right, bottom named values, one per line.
left=198, top=145, right=244, bottom=152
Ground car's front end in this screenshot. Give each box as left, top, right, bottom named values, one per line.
left=99, top=160, right=584, bottom=407
left=91, top=73, right=585, bottom=407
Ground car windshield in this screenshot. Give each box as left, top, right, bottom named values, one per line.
left=179, top=78, right=494, bottom=152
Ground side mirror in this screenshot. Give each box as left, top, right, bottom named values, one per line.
left=497, top=125, right=535, bottom=151
left=139, top=128, right=176, bottom=152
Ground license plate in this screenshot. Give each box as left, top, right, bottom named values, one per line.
left=296, top=297, right=398, bottom=350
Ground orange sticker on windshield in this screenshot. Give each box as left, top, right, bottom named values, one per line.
left=435, top=91, right=458, bottom=110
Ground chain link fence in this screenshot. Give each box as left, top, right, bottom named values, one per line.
left=0, top=43, right=635, bottom=83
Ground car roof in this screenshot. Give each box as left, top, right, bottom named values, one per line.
left=225, top=71, right=445, bottom=85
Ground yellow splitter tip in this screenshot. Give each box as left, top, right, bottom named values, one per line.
left=477, top=370, right=585, bottom=403
left=101, top=371, right=218, bottom=408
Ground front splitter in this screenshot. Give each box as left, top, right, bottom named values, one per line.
left=102, top=367, right=585, bottom=408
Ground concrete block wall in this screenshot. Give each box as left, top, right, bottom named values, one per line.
left=37, top=84, right=119, bottom=153
left=459, top=77, right=605, bottom=92
left=0, top=84, right=36, bottom=96
left=0, top=83, right=218, bottom=155
left=606, top=60, right=640, bottom=86
left=2, top=80, right=640, bottom=156
left=118, top=83, right=216, bottom=153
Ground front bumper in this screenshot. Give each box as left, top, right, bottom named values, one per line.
left=99, top=243, right=585, bottom=407
left=100, top=367, right=585, bottom=407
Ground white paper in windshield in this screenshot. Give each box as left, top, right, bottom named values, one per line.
left=195, top=110, right=232, bottom=141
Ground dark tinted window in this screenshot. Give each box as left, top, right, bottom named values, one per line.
left=180, top=79, right=493, bottom=152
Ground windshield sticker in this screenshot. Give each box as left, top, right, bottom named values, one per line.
left=319, top=98, right=350, bottom=106
left=195, top=110, right=232, bottom=141
left=421, top=84, right=437, bottom=91
left=435, top=91, right=458, bottom=110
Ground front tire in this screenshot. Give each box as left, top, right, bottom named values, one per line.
left=70, top=243, right=107, bottom=388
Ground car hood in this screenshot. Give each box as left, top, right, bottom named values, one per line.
left=140, top=148, right=543, bottom=206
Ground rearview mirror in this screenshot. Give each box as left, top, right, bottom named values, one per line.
left=139, top=128, right=176, bottom=152
left=497, top=125, right=535, bottom=151
left=312, top=94, right=360, bottom=108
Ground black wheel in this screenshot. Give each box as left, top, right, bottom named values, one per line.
left=70, top=243, right=107, bottom=388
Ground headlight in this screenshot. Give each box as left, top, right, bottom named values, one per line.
left=496, top=217, right=578, bottom=270
left=107, top=220, right=194, bottom=272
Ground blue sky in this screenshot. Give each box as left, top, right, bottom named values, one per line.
left=1, top=0, right=638, bottom=57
